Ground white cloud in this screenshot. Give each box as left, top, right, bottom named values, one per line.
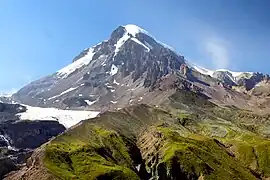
left=203, top=37, right=230, bottom=69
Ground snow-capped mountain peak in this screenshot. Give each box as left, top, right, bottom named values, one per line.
left=123, top=24, right=150, bottom=37
left=13, top=24, right=270, bottom=110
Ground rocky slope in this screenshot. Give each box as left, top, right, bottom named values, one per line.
left=12, top=25, right=184, bottom=110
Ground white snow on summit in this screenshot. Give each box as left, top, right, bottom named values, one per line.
left=124, top=24, right=175, bottom=51
left=123, top=24, right=150, bottom=37
left=17, top=105, right=99, bottom=128
left=113, top=24, right=171, bottom=60
left=57, top=48, right=95, bottom=78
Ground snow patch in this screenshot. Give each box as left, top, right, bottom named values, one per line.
left=79, top=94, right=83, bottom=97
left=53, top=100, right=60, bottom=103
left=105, top=83, right=114, bottom=89
left=113, top=33, right=130, bottom=60
left=0, top=135, right=16, bottom=150
left=113, top=79, right=120, bottom=85
left=131, top=38, right=150, bottom=52
left=255, top=83, right=261, bottom=87
left=84, top=100, right=96, bottom=106
left=136, top=164, right=141, bottom=171
left=17, top=105, right=99, bottom=128
left=48, top=86, right=79, bottom=100
left=57, top=48, right=95, bottom=78
left=110, top=64, right=118, bottom=76
left=110, top=101, right=117, bottom=104
left=111, top=89, right=115, bottom=92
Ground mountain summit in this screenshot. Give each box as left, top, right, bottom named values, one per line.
left=12, top=24, right=185, bottom=109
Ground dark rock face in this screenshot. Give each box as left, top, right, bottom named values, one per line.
left=0, top=120, right=65, bottom=149
left=0, top=103, right=26, bottom=114
left=0, top=103, right=26, bottom=123
left=236, top=72, right=269, bottom=90
left=0, top=157, right=18, bottom=179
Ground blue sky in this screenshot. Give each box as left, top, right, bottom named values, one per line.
left=1, top=0, right=270, bottom=93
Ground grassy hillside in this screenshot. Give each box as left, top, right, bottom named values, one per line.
left=43, top=100, right=270, bottom=179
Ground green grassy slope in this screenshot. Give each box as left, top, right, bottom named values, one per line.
left=43, top=91, right=270, bottom=179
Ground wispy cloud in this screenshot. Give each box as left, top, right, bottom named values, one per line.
left=204, top=37, right=230, bottom=69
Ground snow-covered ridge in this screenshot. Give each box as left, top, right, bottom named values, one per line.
left=112, top=24, right=153, bottom=60
left=192, top=64, right=253, bottom=79
left=123, top=24, right=175, bottom=51
left=57, top=48, right=95, bottom=78
left=17, top=105, right=99, bottom=128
